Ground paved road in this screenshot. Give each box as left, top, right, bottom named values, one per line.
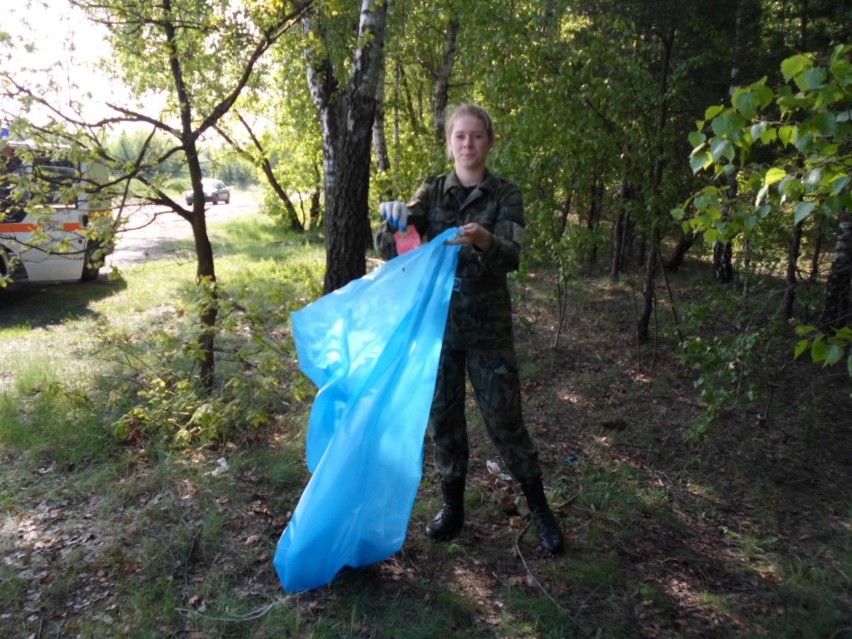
left=106, top=191, right=259, bottom=268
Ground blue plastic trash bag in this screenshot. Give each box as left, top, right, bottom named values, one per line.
left=274, top=227, right=461, bottom=592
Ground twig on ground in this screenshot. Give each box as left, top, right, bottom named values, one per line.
left=514, top=517, right=584, bottom=631
left=178, top=594, right=296, bottom=622
left=557, top=488, right=581, bottom=512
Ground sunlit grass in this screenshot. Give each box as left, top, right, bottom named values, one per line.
left=0, top=213, right=323, bottom=459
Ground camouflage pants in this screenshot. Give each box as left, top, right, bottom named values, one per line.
left=427, top=343, right=542, bottom=484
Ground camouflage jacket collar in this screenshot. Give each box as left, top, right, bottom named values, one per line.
left=442, top=170, right=498, bottom=198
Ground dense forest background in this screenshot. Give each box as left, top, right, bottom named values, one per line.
left=1, top=2, right=851, bottom=637
left=4, top=0, right=850, bottom=394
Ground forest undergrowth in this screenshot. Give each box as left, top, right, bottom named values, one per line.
left=0, top=244, right=850, bottom=639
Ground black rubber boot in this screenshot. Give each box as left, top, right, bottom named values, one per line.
left=522, top=477, right=565, bottom=555
left=425, top=478, right=465, bottom=540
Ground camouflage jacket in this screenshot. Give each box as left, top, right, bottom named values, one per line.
left=375, top=170, right=525, bottom=349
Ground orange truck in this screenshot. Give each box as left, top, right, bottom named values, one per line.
left=0, top=141, right=114, bottom=284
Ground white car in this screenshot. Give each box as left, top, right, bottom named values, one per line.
left=185, top=178, right=231, bottom=205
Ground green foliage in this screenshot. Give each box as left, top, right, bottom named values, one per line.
left=236, top=28, right=325, bottom=227
left=0, top=214, right=323, bottom=454
left=679, top=45, right=852, bottom=372
left=682, top=46, right=851, bottom=236
left=103, top=235, right=324, bottom=447
left=679, top=331, right=761, bottom=439
left=672, top=285, right=791, bottom=439
left=205, top=147, right=259, bottom=188
left=364, top=0, right=462, bottom=205
left=106, top=129, right=188, bottom=185
left=795, top=324, right=852, bottom=374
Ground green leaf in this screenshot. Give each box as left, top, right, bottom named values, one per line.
left=811, top=336, right=828, bottom=362
left=794, top=201, right=816, bottom=224
left=822, top=193, right=848, bottom=215
left=817, top=142, right=839, bottom=156
left=780, top=175, right=804, bottom=201
left=809, top=111, right=836, bottom=136
left=825, top=344, right=844, bottom=367
left=796, top=67, right=827, bottom=92
left=671, top=207, right=686, bottom=220
left=795, top=324, right=816, bottom=337
left=705, top=227, right=719, bottom=244
left=753, top=84, right=774, bottom=109
left=711, top=112, right=746, bottom=140
left=710, top=138, right=733, bottom=163
left=830, top=46, right=852, bottom=76
left=836, top=326, right=852, bottom=341
left=704, top=104, right=724, bottom=120
left=816, top=84, right=844, bottom=108
left=690, top=150, right=712, bottom=174
left=831, top=175, right=850, bottom=196
left=764, top=167, right=786, bottom=186
left=793, top=131, right=814, bottom=153
left=732, top=87, right=758, bottom=118
left=688, top=131, right=706, bottom=148
left=781, top=54, right=813, bottom=82
left=794, top=339, right=809, bottom=359
left=694, top=188, right=719, bottom=211
left=746, top=173, right=764, bottom=190
left=803, top=168, right=823, bottom=191
left=759, top=127, right=778, bottom=145
left=778, top=125, right=796, bottom=147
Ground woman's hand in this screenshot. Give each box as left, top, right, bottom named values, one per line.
left=380, top=201, right=409, bottom=231
left=445, top=223, right=492, bottom=251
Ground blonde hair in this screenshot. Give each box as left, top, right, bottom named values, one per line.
left=444, top=104, right=495, bottom=154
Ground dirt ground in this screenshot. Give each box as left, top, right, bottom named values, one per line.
left=2, top=258, right=850, bottom=638
left=278, top=266, right=852, bottom=637
left=106, top=191, right=259, bottom=268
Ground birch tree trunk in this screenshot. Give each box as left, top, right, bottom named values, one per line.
left=373, top=41, right=390, bottom=174
left=303, top=0, right=388, bottom=293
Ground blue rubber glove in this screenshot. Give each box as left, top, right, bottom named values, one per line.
left=379, top=201, right=409, bottom=232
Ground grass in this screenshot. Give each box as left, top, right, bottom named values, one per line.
left=1, top=209, right=851, bottom=637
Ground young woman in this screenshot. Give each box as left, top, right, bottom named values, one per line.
left=375, top=104, right=564, bottom=555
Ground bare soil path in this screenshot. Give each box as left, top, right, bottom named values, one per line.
left=106, top=191, right=259, bottom=269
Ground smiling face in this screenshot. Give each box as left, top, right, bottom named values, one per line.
left=447, top=113, right=494, bottom=178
